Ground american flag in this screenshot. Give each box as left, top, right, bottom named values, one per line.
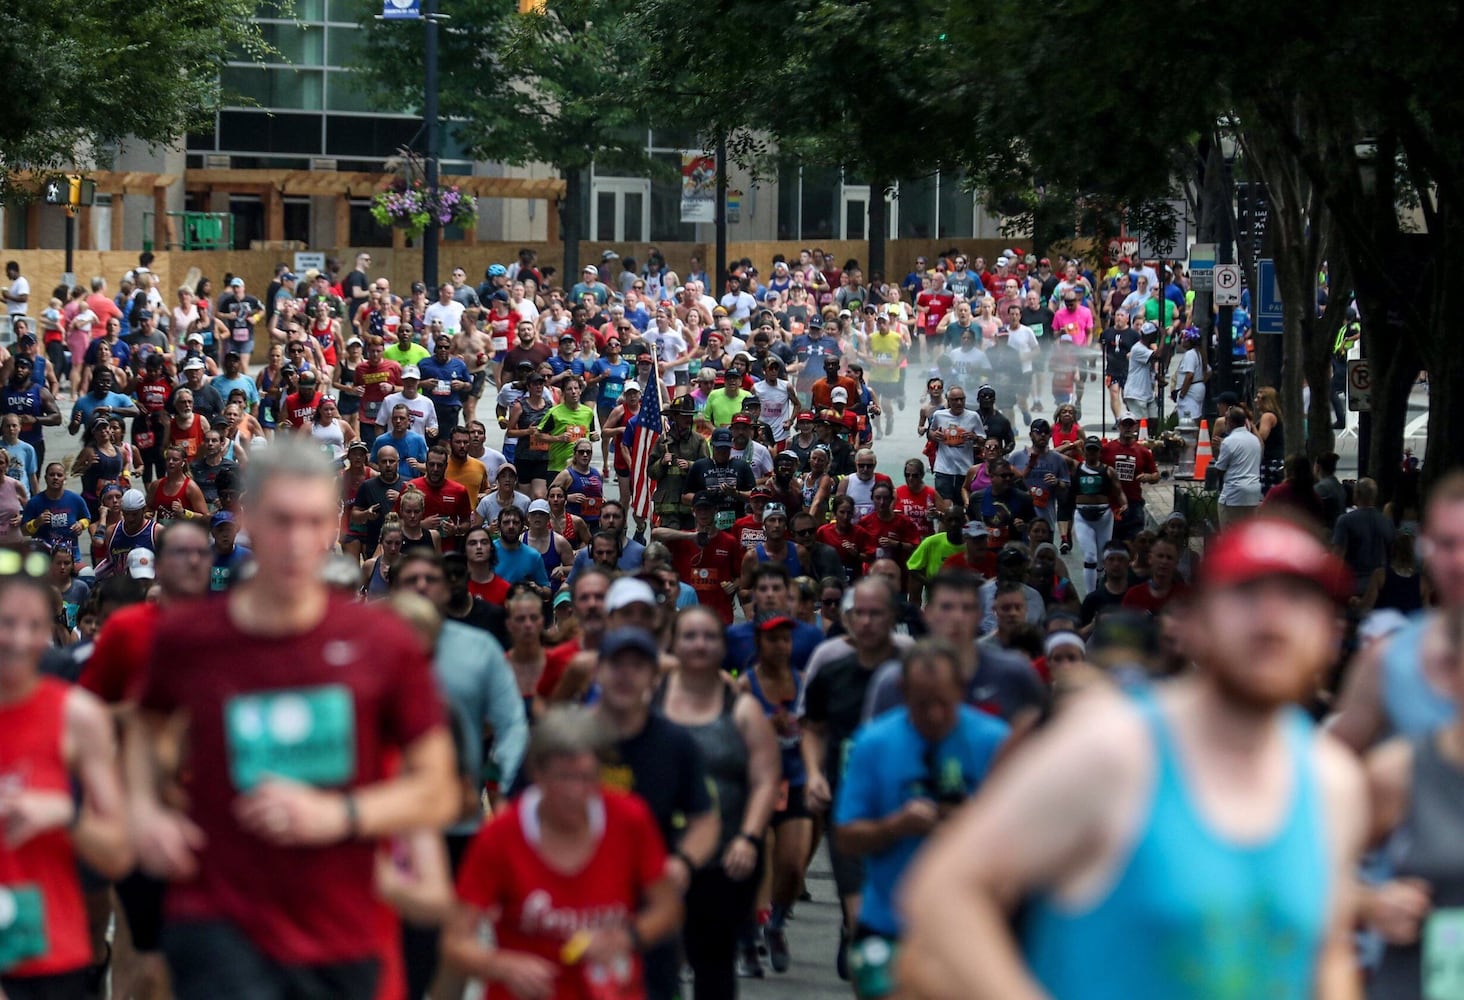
left=626, top=375, right=663, bottom=521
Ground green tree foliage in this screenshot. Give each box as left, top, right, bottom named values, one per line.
left=0, top=0, right=275, bottom=202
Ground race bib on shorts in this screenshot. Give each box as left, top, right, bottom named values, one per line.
left=225, top=684, right=357, bottom=792
left=1425, top=909, right=1464, bottom=1000
left=490, top=336, right=508, bottom=354
left=0, top=885, right=47, bottom=972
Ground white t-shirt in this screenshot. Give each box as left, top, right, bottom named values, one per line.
left=650, top=328, right=688, bottom=388
left=424, top=300, right=466, bottom=332
left=720, top=291, right=758, bottom=331
left=753, top=379, right=794, bottom=442
left=6, top=275, right=31, bottom=317
left=379, top=391, right=439, bottom=438
left=1004, top=324, right=1041, bottom=371
left=1125, top=341, right=1155, bottom=401
left=1177, top=349, right=1206, bottom=411
left=511, top=298, right=540, bottom=323
left=1213, top=427, right=1264, bottom=506
left=730, top=440, right=774, bottom=479
left=927, top=407, right=986, bottom=476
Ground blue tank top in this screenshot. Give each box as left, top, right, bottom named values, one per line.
left=566, top=466, right=603, bottom=526
left=1381, top=614, right=1455, bottom=739
left=745, top=666, right=806, bottom=787
left=1, top=382, right=44, bottom=447
left=755, top=541, right=802, bottom=579
left=1023, top=693, right=1330, bottom=1000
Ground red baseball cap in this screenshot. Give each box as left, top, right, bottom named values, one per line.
left=731, top=413, right=754, bottom=426
left=1202, top=518, right=1352, bottom=602
left=757, top=615, right=796, bottom=633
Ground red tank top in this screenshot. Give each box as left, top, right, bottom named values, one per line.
left=1052, top=422, right=1083, bottom=449
left=170, top=414, right=206, bottom=461
left=0, top=677, right=89, bottom=977
left=152, top=475, right=192, bottom=522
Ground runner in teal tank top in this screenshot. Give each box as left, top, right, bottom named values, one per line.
left=895, top=517, right=1369, bottom=999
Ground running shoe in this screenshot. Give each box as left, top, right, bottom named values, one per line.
left=767, top=926, right=791, bottom=973
left=737, top=941, right=764, bottom=979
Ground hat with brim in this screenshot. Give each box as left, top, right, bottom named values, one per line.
left=1203, top=517, right=1352, bottom=603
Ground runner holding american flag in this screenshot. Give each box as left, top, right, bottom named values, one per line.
left=624, top=364, right=665, bottom=535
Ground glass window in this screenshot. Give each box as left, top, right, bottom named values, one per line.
left=800, top=166, right=838, bottom=241
left=219, top=111, right=323, bottom=155
left=648, top=127, right=698, bottom=151
left=325, top=72, right=380, bottom=113
left=293, top=0, right=326, bottom=20
left=897, top=175, right=936, bottom=239
left=222, top=67, right=325, bottom=112
left=777, top=163, right=799, bottom=240
left=650, top=152, right=695, bottom=242
left=324, top=0, right=358, bottom=21
left=284, top=200, right=311, bottom=244
left=350, top=201, right=392, bottom=246
left=326, top=26, right=361, bottom=65
left=229, top=198, right=264, bottom=250
left=254, top=23, right=326, bottom=65
left=937, top=173, right=974, bottom=239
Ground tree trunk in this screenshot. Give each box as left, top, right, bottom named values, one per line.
left=560, top=166, right=582, bottom=282
left=867, top=180, right=889, bottom=283
left=1303, top=328, right=1336, bottom=459
left=1366, top=320, right=1422, bottom=502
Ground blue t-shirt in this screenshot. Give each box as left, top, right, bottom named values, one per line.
left=22, top=489, right=92, bottom=557
left=545, top=355, right=585, bottom=379
left=371, top=430, right=428, bottom=468
left=27, top=355, right=49, bottom=390
left=5, top=439, right=38, bottom=486
left=210, top=545, right=252, bottom=592
left=417, top=356, right=470, bottom=411
left=834, top=705, right=1009, bottom=936
left=564, top=540, right=645, bottom=588
left=73, top=391, right=135, bottom=425
left=212, top=373, right=260, bottom=409
left=591, top=358, right=632, bottom=408
left=85, top=339, right=130, bottom=370
left=492, top=540, right=550, bottom=587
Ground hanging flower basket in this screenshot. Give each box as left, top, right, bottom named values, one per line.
left=370, top=179, right=477, bottom=238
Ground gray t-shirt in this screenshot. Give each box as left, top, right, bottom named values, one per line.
left=1213, top=427, right=1263, bottom=506
left=1124, top=341, right=1155, bottom=401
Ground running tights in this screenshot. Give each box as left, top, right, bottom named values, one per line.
left=1073, top=505, right=1114, bottom=592
left=682, top=855, right=762, bottom=1000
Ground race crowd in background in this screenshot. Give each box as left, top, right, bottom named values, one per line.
left=0, top=244, right=1450, bottom=1000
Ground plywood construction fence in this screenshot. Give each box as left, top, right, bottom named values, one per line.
left=4, top=238, right=1062, bottom=311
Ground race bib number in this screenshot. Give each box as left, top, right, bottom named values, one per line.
left=714, top=509, right=735, bottom=530
left=1425, top=909, right=1464, bottom=1000
left=565, top=424, right=587, bottom=443
left=433, top=382, right=452, bottom=396
left=232, top=323, right=251, bottom=342
left=0, top=885, right=47, bottom=972
left=942, top=426, right=964, bottom=446
left=225, top=684, right=357, bottom=792
left=135, top=431, right=156, bottom=449
left=761, top=402, right=782, bottom=422
left=364, top=400, right=381, bottom=421
left=490, top=336, right=509, bottom=354
left=582, top=495, right=603, bottom=518
left=602, top=381, right=623, bottom=401
left=1030, top=485, right=1049, bottom=508
left=854, top=502, right=874, bottom=519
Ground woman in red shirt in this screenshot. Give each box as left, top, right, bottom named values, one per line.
left=1050, top=401, right=1084, bottom=551
left=0, top=551, right=131, bottom=996
left=445, top=705, right=682, bottom=1000
left=815, top=494, right=863, bottom=582
left=894, top=458, right=945, bottom=536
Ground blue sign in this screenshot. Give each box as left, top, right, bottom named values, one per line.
left=1256, top=258, right=1283, bottom=335
left=382, top=0, right=420, bottom=18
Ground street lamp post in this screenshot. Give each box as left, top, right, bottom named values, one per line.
left=422, top=0, right=441, bottom=292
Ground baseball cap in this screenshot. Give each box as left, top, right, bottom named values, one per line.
left=601, top=250, right=619, bottom=262
left=346, top=337, right=363, bottom=348
left=762, top=503, right=788, bottom=521
left=796, top=411, right=814, bottom=423
left=183, top=357, right=206, bottom=371
left=730, top=414, right=753, bottom=427
left=997, top=544, right=1028, bottom=566
left=692, top=491, right=717, bottom=508
left=186, top=332, right=204, bottom=345
left=605, top=578, right=658, bottom=613
left=599, top=626, right=659, bottom=662
left=583, top=265, right=599, bottom=277
left=297, top=370, right=317, bottom=383
left=16, top=333, right=35, bottom=346
left=996, top=255, right=1009, bottom=266
left=127, top=548, right=157, bottom=580
left=558, top=333, right=577, bottom=343
left=1030, top=418, right=1052, bottom=434
left=749, top=487, right=773, bottom=500
left=347, top=439, right=370, bottom=453
left=401, top=366, right=421, bottom=379
left=757, top=615, right=796, bottom=633
left=527, top=498, right=551, bottom=515
left=1140, top=322, right=1159, bottom=335
left=228, top=277, right=244, bottom=287
left=553, top=590, right=573, bottom=610
left=830, top=387, right=849, bottom=403
left=962, top=521, right=990, bottom=539
left=838, top=309, right=852, bottom=319
left=1203, top=517, right=1352, bottom=602
left=711, top=428, right=733, bottom=446
left=120, top=488, right=148, bottom=512
left=1084, top=435, right=1103, bottom=449
left=210, top=510, right=235, bottom=530
left=281, top=271, right=298, bottom=282
left=1118, top=410, right=1139, bottom=424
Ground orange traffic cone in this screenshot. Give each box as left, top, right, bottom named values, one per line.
left=1192, top=420, right=1212, bottom=480
left=1138, top=418, right=1149, bottom=440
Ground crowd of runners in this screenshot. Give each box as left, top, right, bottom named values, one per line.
left=0, top=246, right=1452, bottom=1000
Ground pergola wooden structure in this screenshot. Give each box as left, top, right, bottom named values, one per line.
left=7, top=168, right=565, bottom=250
left=183, top=169, right=567, bottom=247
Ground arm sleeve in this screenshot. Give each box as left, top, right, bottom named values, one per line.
left=482, top=648, right=529, bottom=789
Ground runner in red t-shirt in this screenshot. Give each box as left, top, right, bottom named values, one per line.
left=407, top=446, right=473, bottom=551
left=127, top=440, right=457, bottom=996
left=1101, top=413, right=1160, bottom=540
left=445, top=708, right=681, bottom=1000
left=895, top=459, right=944, bottom=536
left=915, top=274, right=956, bottom=362
left=0, top=566, right=130, bottom=989
left=357, top=337, right=404, bottom=443
left=651, top=493, right=742, bottom=625
left=853, top=481, right=924, bottom=568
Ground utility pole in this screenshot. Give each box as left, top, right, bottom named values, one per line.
left=422, top=0, right=441, bottom=292
left=714, top=131, right=727, bottom=294
left=1215, top=162, right=1235, bottom=403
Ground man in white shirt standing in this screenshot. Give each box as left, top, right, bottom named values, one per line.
left=1122, top=322, right=1158, bottom=419
left=5, top=260, right=31, bottom=322
left=380, top=366, right=441, bottom=441
left=1212, top=405, right=1263, bottom=526
left=423, top=282, right=466, bottom=332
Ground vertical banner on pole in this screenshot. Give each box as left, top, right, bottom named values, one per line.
left=680, top=153, right=716, bottom=224
left=383, top=0, right=420, bottom=19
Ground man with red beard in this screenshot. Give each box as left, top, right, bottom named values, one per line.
left=898, top=516, right=1368, bottom=999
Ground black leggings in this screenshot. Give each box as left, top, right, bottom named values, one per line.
left=399, top=832, right=473, bottom=1000
left=682, top=851, right=763, bottom=1000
